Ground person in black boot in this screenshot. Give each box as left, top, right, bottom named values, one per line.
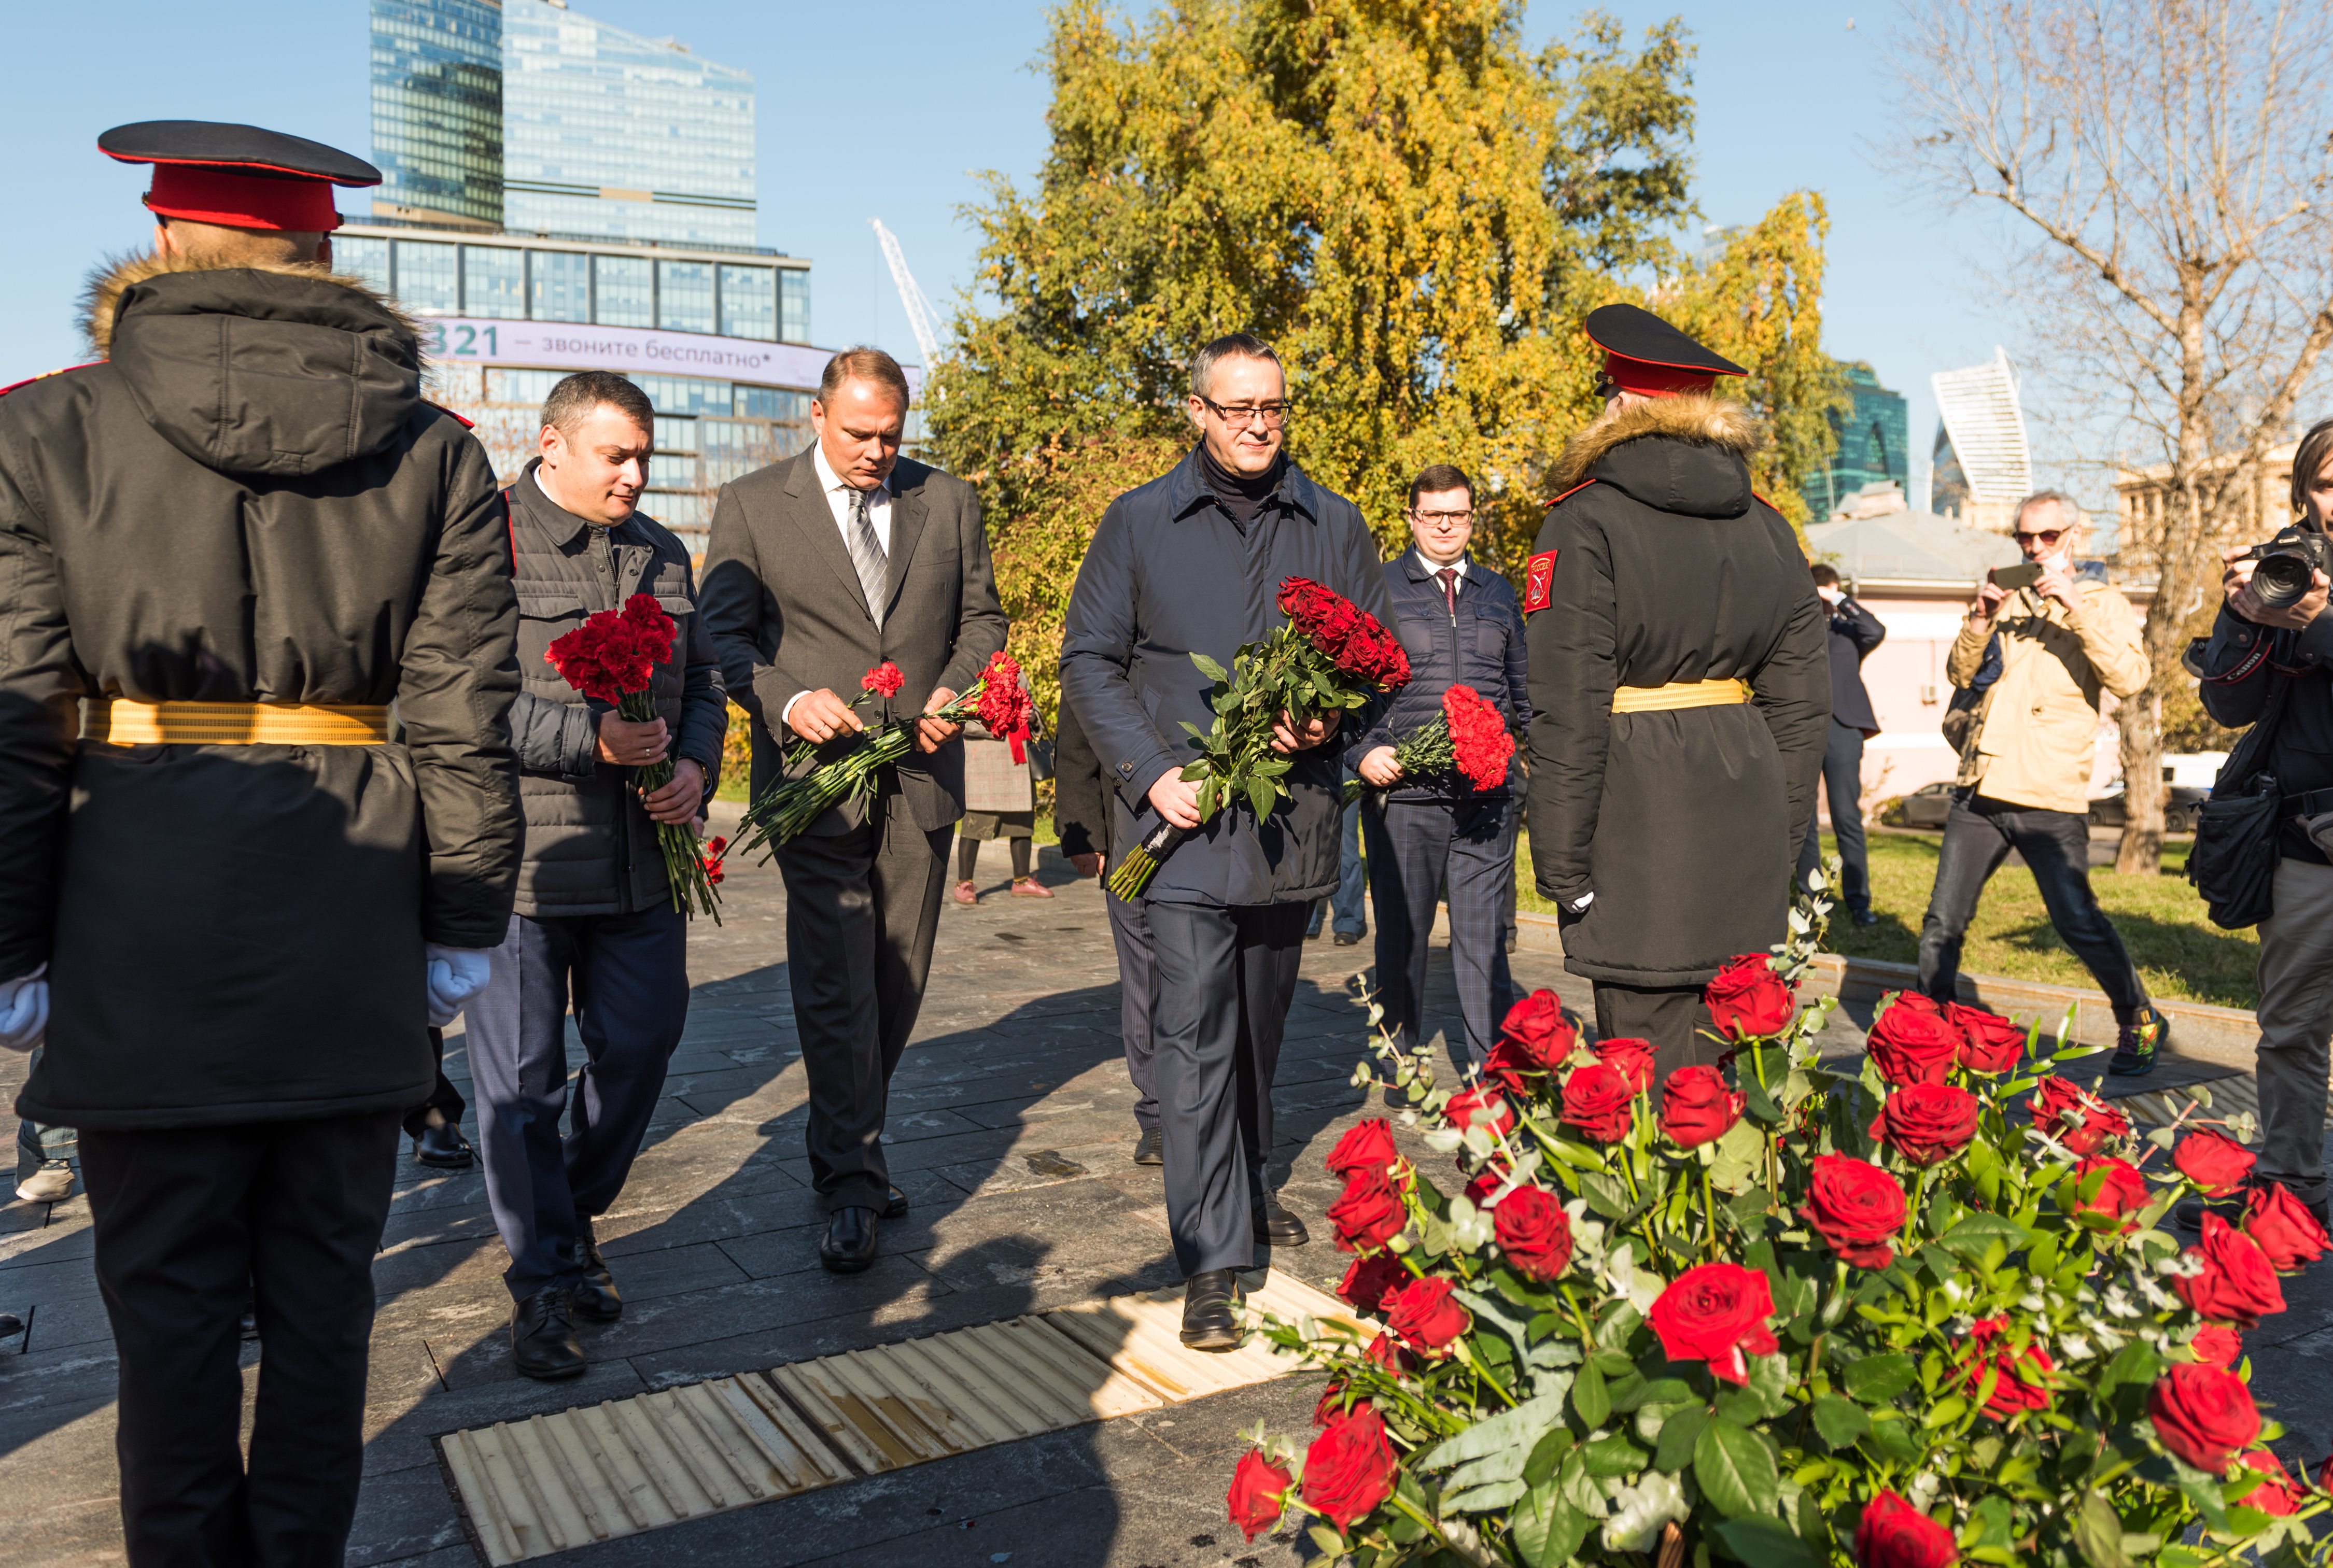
left=1795, top=564, right=1886, bottom=927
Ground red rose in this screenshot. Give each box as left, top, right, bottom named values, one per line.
left=1334, top=1253, right=1409, bottom=1314
left=1870, top=1083, right=1980, bottom=1166
left=1960, top=1315, right=2053, bottom=1419
left=1227, top=1449, right=1292, bottom=1542
left=2236, top=1449, right=2306, bottom=1516
left=2060, top=1155, right=2148, bottom=1234
left=1560, top=1062, right=1634, bottom=1143
left=1855, top=1490, right=1959, bottom=1568
left=2031, top=1076, right=2130, bottom=1155
left=1659, top=1065, right=1745, bottom=1149
left=2173, top=1213, right=2287, bottom=1327
left=1593, top=1037, right=1656, bottom=1096
left=1326, top=1119, right=1400, bottom=1180
left=1944, top=1003, right=2025, bottom=1073
left=1705, top=954, right=1794, bottom=1040
left=2191, top=1324, right=2242, bottom=1369
left=1479, top=1036, right=1542, bottom=1094
left=1492, top=1186, right=1575, bottom=1281
left=1328, top=1166, right=1408, bottom=1254
left=1444, top=1085, right=1515, bottom=1139
left=1865, top=998, right=1965, bottom=1087
left=1892, top=992, right=1947, bottom=1015
left=2147, top=1361, right=2261, bottom=1472
left=1647, top=1262, right=1779, bottom=1386
left=1441, top=684, right=1516, bottom=790
left=2174, top=1128, right=2256, bottom=1199
left=1801, top=1153, right=1907, bottom=1269
left=1463, top=1166, right=1503, bottom=1206
left=1498, top=991, right=1573, bottom=1072
left=1383, top=1276, right=1471, bottom=1353
left=1300, top=1405, right=1398, bottom=1529
left=2243, top=1182, right=2330, bottom=1271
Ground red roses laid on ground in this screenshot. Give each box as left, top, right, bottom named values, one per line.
left=1647, top=1261, right=1778, bottom=1386
left=1800, top=1152, right=1908, bottom=1268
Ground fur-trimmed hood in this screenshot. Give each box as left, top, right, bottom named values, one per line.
left=80, top=251, right=425, bottom=478
left=1556, top=393, right=1760, bottom=519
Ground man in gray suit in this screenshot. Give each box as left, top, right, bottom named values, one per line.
left=700, top=347, right=1008, bottom=1272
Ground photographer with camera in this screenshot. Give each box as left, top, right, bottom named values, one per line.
left=1917, top=492, right=2168, bottom=1071
left=2182, top=416, right=2333, bottom=1230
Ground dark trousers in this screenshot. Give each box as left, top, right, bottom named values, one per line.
left=1148, top=900, right=1307, bottom=1277
left=81, top=1112, right=399, bottom=1568
left=1105, top=887, right=1160, bottom=1132
left=778, top=794, right=951, bottom=1211
left=1361, top=795, right=1516, bottom=1069
left=469, top=906, right=688, bottom=1298
left=1916, top=794, right=2150, bottom=1020
left=1594, top=983, right=1717, bottom=1082
left=1796, top=721, right=1871, bottom=913
left=1305, top=792, right=1367, bottom=937
left=400, top=1026, right=466, bottom=1140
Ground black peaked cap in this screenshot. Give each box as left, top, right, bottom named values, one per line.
left=1584, top=303, right=1746, bottom=376
left=99, top=121, right=381, bottom=187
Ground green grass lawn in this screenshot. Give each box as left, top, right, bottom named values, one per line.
left=1513, top=829, right=2259, bottom=1010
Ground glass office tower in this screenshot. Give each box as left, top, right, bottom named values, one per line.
left=501, top=0, right=756, bottom=247
left=1801, top=362, right=1911, bottom=521
left=371, top=0, right=505, bottom=229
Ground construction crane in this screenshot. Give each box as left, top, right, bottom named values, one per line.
left=869, top=218, right=944, bottom=366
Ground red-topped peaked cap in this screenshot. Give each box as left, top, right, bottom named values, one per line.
left=99, top=121, right=381, bottom=234
left=1585, top=303, right=1747, bottom=399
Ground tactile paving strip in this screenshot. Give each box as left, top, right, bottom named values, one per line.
left=441, top=1269, right=1367, bottom=1563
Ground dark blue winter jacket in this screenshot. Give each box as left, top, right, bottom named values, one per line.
left=1350, top=549, right=1531, bottom=802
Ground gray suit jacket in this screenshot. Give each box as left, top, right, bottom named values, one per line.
left=700, top=448, right=1008, bottom=835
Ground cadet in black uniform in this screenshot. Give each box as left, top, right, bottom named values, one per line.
left=1524, top=305, right=1830, bottom=1074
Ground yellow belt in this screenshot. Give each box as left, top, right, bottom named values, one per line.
left=1610, top=678, right=1753, bottom=714
left=83, top=700, right=392, bottom=746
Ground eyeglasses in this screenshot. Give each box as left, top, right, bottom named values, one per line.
left=1409, top=509, right=1475, bottom=525
left=2013, top=528, right=2066, bottom=546
left=1197, top=396, right=1291, bottom=430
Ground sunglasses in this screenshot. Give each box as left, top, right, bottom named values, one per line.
left=2013, top=528, right=2066, bottom=547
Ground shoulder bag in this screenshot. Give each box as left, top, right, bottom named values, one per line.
left=2187, top=670, right=2292, bottom=929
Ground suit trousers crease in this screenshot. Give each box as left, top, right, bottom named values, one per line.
left=81, top=1112, right=401, bottom=1568
left=778, top=788, right=951, bottom=1210
left=1360, top=796, right=1516, bottom=1071
left=1147, top=900, right=1308, bottom=1277
left=468, top=905, right=689, bottom=1298
left=2254, top=857, right=2333, bottom=1207
left=1105, top=888, right=1160, bottom=1132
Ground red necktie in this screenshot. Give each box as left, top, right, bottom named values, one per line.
left=1437, top=567, right=1458, bottom=617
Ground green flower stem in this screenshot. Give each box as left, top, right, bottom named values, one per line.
left=1701, top=1163, right=1720, bottom=1259
left=1456, top=1340, right=1518, bottom=1408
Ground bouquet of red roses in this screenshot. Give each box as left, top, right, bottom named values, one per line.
left=737, top=650, right=1032, bottom=856
left=544, top=594, right=722, bottom=921
left=1107, top=577, right=1410, bottom=899
left=1342, top=682, right=1515, bottom=805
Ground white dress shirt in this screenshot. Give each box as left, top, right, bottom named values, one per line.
left=782, top=446, right=897, bottom=733
left=1418, top=549, right=1468, bottom=581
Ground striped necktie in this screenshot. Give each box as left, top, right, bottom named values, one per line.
left=844, top=485, right=888, bottom=627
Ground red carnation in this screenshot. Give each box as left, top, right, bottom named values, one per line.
left=1560, top=1062, right=1634, bottom=1143
left=1328, top=1166, right=1408, bottom=1254
left=1659, top=1065, right=1744, bottom=1148
left=2060, top=1155, right=2148, bottom=1234
left=700, top=836, right=729, bottom=888
left=1593, top=1037, right=1656, bottom=1096
left=1870, top=1083, right=1980, bottom=1166
left=1944, top=1003, right=2025, bottom=1073
left=1705, top=954, right=1794, bottom=1040
left=973, top=652, right=1035, bottom=762
left=861, top=662, right=905, bottom=698
left=1334, top=1253, right=1409, bottom=1314
left=2147, top=1361, right=2261, bottom=1472
left=1326, top=1119, right=1399, bottom=1180
left=2244, top=1182, right=2331, bottom=1272
left=1960, top=1316, right=2053, bottom=1419
left=1498, top=991, right=1573, bottom=1072
left=1300, top=1406, right=1398, bottom=1529
left=1648, top=1262, right=1778, bottom=1386
left=1865, top=998, right=1965, bottom=1087
left=1492, top=1185, right=1574, bottom=1281
left=1382, top=1276, right=1471, bottom=1354
left=2191, top=1324, right=2243, bottom=1369
left=2236, top=1449, right=2306, bottom=1516
left=1227, top=1449, right=1292, bottom=1542
left=2174, top=1128, right=2256, bottom=1199
left=1801, top=1153, right=1908, bottom=1269
left=1440, top=684, right=1515, bottom=791
left=1855, top=1491, right=1959, bottom=1568
left=2173, top=1213, right=2286, bottom=1327
left=1443, top=1085, right=1514, bottom=1140
left=2031, top=1076, right=2129, bottom=1155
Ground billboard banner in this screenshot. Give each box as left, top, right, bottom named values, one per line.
left=416, top=318, right=921, bottom=396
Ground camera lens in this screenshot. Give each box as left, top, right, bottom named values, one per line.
left=2256, top=552, right=2313, bottom=610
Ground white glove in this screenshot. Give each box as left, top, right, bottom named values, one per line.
left=425, top=945, right=493, bottom=1028
left=0, top=965, right=49, bottom=1054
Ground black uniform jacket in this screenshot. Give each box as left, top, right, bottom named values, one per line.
left=0, top=255, right=521, bottom=1129
left=1058, top=446, right=1391, bottom=908
left=1525, top=395, right=1830, bottom=987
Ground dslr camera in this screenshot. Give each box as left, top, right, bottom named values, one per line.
left=2238, top=526, right=2333, bottom=611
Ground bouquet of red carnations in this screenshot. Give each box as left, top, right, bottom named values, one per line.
left=737, top=650, right=1033, bottom=857
left=1343, top=682, right=1516, bottom=805
left=1106, top=577, right=1411, bottom=899
left=544, top=594, right=722, bottom=921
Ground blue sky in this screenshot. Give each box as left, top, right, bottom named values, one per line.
left=0, top=1, right=2035, bottom=502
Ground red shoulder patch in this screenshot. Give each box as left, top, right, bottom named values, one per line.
left=424, top=400, right=476, bottom=429
left=1524, top=550, right=1557, bottom=614
left=0, top=363, right=100, bottom=399
left=1544, top=478, right=1595, bottom=509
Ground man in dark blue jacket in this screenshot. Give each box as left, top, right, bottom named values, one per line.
left=1352, top=465, right=1530, bottom=1071
left=1795, top=563, right=1886, bottom=926
left=1060, top=333, right=1389, bottom=1350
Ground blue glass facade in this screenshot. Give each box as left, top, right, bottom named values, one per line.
left=501, top=0, right=756, bottom=247
left=1802, top=363, right=1910, bottom=519
left=371, top=0, right=504, bottom=228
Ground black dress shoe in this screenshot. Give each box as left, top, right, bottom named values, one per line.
left=820, top=1206, right=879, bottom=1273
left=571, top=1214, right=622, bottom=1322
left=1253, top=1194, right=1310, bottom=1247
left=412, top=1120, right=473, bottom=1170
left=1132, top=1126, right=1163, bottom=1166
left=1333, top=930, right=1362, bottom=947
left=511, top=1286, right=586, bottom=1380
left=1180, top=1268, right=1243, bottom=1350
left=1851, top=909, right=1880, bottom=928
left=882, top=1185, right=910, bottom=1221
